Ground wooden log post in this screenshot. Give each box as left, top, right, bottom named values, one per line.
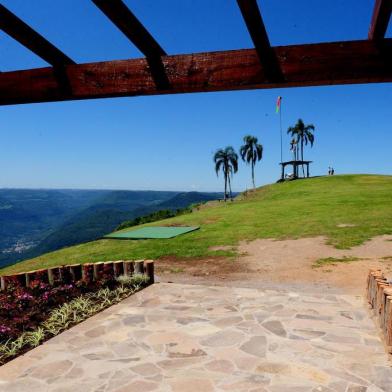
left=385, top=296, right=392, bottom=347
left=374, top=277, right=387, bottom=312
left=368, top=270, right=384, bottom=306
left=376, top=280, right=390, bottom=320
left=368, top=272, right=386, bottom=310
left=58, top=266, right=72, bottom=284
left=47, top=268, right=56, bottom=285
left=25, top=270, right=38, bottom=287
left=144, top=260, right=154, bottom=284
left=123, top=260, right=134, bottom=276
left=103, top=261, right=114, bottom=280
left=113, top=260, right=124, bottom=277
left=36, top=269, right=49, bottom=284
left=382, top=287, right=392, bottom=335
left=93, top=262, right=104, bottom=281
left=367, top=269, right=382, bottom=303
left=82, top=263, right=94, bottom=283
left=134, top=260, right=144, bottom=275
left=15, top=272, right=27, bottom=287
left=0, top=276, right=8, bottom=291
left=69, top=264, right=82, bottom=282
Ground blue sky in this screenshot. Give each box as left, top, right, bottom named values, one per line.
left=1, top=0, right=391, bottom=191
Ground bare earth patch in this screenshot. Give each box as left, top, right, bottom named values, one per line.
left=157, top=235, right=392, bottom=295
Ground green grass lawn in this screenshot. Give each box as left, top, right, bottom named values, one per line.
left=2, top=174, right=392, bottom=275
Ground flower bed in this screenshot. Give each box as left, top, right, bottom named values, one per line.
left=0, top=273, right=150, bottom=365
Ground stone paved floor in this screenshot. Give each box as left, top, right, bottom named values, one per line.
left=0, top=283, right=391, bottom=391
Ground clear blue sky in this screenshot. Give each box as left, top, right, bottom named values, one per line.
left=1, top=0, right=391, bottom=191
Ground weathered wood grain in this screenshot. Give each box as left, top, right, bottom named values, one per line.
left=1, top=39, right=391, bottom=105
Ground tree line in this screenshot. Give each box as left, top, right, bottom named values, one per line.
left=214, top=119, right=315, bottom=201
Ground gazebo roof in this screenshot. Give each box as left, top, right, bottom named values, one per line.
left=0, top=0, right=391, bottom=105
left=280, top=161, right=313, bottom=166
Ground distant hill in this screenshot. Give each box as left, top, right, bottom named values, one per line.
left=3, top=174, right=392, bottom=276
left=0, top=189, right=108, bottom=266
left=0, top=189, right=222, bottom=268
left=158, top=192, right=223, bottom=209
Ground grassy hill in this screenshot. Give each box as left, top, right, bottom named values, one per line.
left=2, top=174, right=392, bottom=275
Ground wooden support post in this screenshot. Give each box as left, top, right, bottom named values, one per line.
left=113, top=260, right=124, bottom=277
left=35, top=269, right=49, bottom=284
left=123, top=260, right=134, bottom=276
left=15, top=272, right=26, bottom=287
left=144, top=260, right=155, bottom=284
left=368, top=270, right=384, bottom=307
left=69, top=264, right=82, bottom=282
left=47, top=268, right=56, bottom=285
left=93, top=262, right=104, bottom=281
left=382, top=287, right=392, bottom=334
left=134, top=260, right=144, bottom=275
left=369, top=0, right=392, bottom=40
left=103, top=261, right=114, bottom=279
left=0, top=276, right=7, bottom=291
left=82, top=263, right=94, bottom=283
left=376, top=280, right=390, bottom=322
left=25, top=271, right=37, bottom=287
left=386, top=297, right=392, bottom=347
left=58, top=266, right=73, bottom=284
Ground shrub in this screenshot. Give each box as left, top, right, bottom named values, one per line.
left=0, top=275, right=149, bottom=365
left=116, top=207, right=193, bottom=230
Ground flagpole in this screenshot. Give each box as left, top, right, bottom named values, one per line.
left=279, top=97, right=283, bottom=163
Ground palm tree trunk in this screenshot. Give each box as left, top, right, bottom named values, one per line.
left=252, top=162, right=255, bottom=189
left=224, top=169, right=227, bottom=202
left=228, top=174, right=232, bottom=200
left=301, top=138, right=305, bottom=177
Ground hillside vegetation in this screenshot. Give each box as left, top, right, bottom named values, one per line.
left=2, top=175, right=392, bottom=275
left=0, top=190, right=221, bottom=268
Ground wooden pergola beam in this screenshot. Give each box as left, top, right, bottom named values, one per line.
left=0, top=4, right=75, bottom=67
left=92, top=0, right=169, bottom=89
left=0, top=39, right=391, bottom=106
left=236, top=0, right=282, bottom=81
left=369, top=0, right=392, bottom=40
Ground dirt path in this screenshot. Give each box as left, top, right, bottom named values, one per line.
left=156, top=235, right=392, bottom=295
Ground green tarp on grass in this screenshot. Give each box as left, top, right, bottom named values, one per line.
left=104, top=226, right=200, bottom=239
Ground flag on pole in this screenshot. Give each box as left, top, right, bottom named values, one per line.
left=275, top=96, right=282, bottom=113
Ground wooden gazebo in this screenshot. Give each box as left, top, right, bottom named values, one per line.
left=280, top=160, right=313, bottom=181
left=0, top=0, right=391, bottom=105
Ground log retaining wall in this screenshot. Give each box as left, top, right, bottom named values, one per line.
left=367, top=269, right=392, bottom=350
left=0, top=260, right=154, bottom=291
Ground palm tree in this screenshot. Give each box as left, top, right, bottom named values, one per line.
left=214, top=146, right=238, bottom=201
left=240, top=135, right=263, bottom=189
left=287, top=119, right=315, bottom=176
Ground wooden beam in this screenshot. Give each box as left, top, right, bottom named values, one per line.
left=0, top=39, right=391, bottom=105
left=369, top=0, right=392, bottom=40
left=0, top=4, right=74, bottom=67
left=237, top=0, right=282, bottom=81
left=92, top=0, right=169, bottom=89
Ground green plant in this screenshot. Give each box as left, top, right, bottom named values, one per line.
left=240, top=135, right=263, bottom=189
left=214, top=146, right=239, bottom=201
left=116, top=273, right=149, bottom=287
left=287, top=119, right=315, bottom=176
left=312, top=256, right=361, bottom=268
left=24, top=328, right=45, bottom=347
left=0, top=276, right=149, bottom=365
left=170, top=267, right=184, bottom=273
left=117, top=208, right=192, bottom=231
left=3, top=175, right=392, bottom=275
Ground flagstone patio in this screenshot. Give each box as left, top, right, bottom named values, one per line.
left=0, top=282, right=391, bottom=391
